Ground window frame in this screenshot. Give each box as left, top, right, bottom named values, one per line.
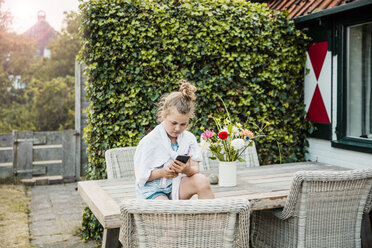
left=332, top=14, right=372, bottom=154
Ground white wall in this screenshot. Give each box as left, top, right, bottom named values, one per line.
left=306, top=138, right=372, bottom=169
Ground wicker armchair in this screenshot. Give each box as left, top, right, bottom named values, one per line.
left=251, top=169, right=372, bottom=248
left=200, top=141, right=259, bottom=171
left=119, top=198, right=250, bottom=248
left=105, top=147, right=136, bottom=179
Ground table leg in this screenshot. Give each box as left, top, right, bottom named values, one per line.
left=102, top=228, right=121, bottom=248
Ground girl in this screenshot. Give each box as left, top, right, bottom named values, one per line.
left=134, top=81, right=215, bottom=200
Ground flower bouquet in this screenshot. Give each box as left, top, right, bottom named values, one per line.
left=200, top=101, right=268, bottom=186
left=201, top=117, right=267, bottom=162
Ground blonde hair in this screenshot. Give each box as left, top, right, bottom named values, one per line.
left=157, top=80, right=197, bottom=122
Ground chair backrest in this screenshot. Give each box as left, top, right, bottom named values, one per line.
left=105, top=142, right=259, bottom=178
left=119, top=198, right=250, bottom=248
left=199, top=141, right=260, bottom=171
left=105, top=147, right=136, bottom=179
left=280, top=168, right=372, bottom=247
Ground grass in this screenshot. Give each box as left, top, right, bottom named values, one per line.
left=0, top=184, right=31, bottom=248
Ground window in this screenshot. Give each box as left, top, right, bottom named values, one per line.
left=44, top=48, right=51, bottom=59
left=346, top=22, right=372, bottom=140
left=333, top=17, right=372, bottom=154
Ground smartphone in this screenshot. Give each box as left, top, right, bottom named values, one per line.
left=175, top=155, right=190, bottom=164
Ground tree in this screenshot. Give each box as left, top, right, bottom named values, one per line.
left=0, top=0, right=15, bottom=104
left=31, top=76, right=75, bottom=131
left=0, top=76, right=75, bottom=133
left=0, top=1, right=37, bottom=133
left=0, top=102, right=35, bottom=133
left=0, top=0, right=11, bottom=60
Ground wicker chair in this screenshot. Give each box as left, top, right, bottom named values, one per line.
left=199, top=141, right=260, bottom=171
left=105, top=147, right=136, bottom=179
left=251, top=169, right=372, bottom=248
left=119, top=198, right=251, bottom=248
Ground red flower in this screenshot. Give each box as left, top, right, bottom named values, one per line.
left=218, top=131, right=229, bottom=140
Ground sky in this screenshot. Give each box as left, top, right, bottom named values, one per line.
left=3, top=0, right=80, bottom=34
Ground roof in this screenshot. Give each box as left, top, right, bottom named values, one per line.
left=263, top=0, right=360, bottom=19
left=23, top=11, right=57, bottom=57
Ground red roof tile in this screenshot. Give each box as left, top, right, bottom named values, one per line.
left=262, top=0, right=360, bottom=18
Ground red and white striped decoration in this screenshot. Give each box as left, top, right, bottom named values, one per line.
left=304, top=41, right=331, bottom=124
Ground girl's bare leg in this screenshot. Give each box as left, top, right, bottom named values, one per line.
left=154, top=195, right=169, bottom=200
left=178, top=173, right=215, bottom=199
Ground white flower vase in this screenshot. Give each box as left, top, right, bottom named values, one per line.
left=218, top=161, right=237, bottom=187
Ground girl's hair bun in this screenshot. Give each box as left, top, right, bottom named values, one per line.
left=179, top=79, right=196, bottom=101
left=156, top=79, right=197, bottom=122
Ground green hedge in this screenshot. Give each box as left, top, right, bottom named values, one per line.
left=79, top=0, right=311, bottom=241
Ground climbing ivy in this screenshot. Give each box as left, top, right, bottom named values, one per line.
left=79, top=0, right=312, bottom=241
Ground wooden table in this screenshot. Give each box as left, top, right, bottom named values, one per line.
left=78, top=162, right=346, bottom=247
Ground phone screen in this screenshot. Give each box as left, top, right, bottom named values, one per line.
left=175, top=155, right=190, bottom=164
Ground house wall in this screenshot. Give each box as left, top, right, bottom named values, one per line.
left=306, top=138, right=372, bottom=169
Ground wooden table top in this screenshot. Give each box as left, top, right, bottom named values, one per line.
left=78, top=162, right=347, bottom=229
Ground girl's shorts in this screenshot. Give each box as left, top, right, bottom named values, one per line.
left=136, top=177, right=172, bottom=199
left=146, top=191, right=171, bottom=199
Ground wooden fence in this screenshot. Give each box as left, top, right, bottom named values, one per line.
left=75, top=62, right=89, bottom=180
left=0, top=130, right=81, bottom=180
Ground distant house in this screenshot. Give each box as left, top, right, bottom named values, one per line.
left=258, top=0, right=372, bottom=169
left=24, top=10, right=57, bottom=58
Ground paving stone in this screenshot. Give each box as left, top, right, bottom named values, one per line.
left=56, top=220, right=82, bottom=234
left=30, top=212, right=56, bottom=222
left=34, top=237, right=96, bottom=248
left=29, top=192, right=48, bottom=200
left=31, top=234, right=68, bottom=245
left=30, top=186, right=48, bottom=194
left=31, top=201, right=52, bottom=211
left=30, top=205, right=53, bottom=214
left=50, top=197, right=73, bottom=205
left=30, top=220, right=61, bottom=236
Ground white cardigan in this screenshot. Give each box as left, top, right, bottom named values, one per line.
left=134, top=122, right=203, bottom=200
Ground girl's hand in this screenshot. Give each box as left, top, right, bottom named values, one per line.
left=161, top=166, right=178, bottom=179
left=170, top=159, right=191, bottom=175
